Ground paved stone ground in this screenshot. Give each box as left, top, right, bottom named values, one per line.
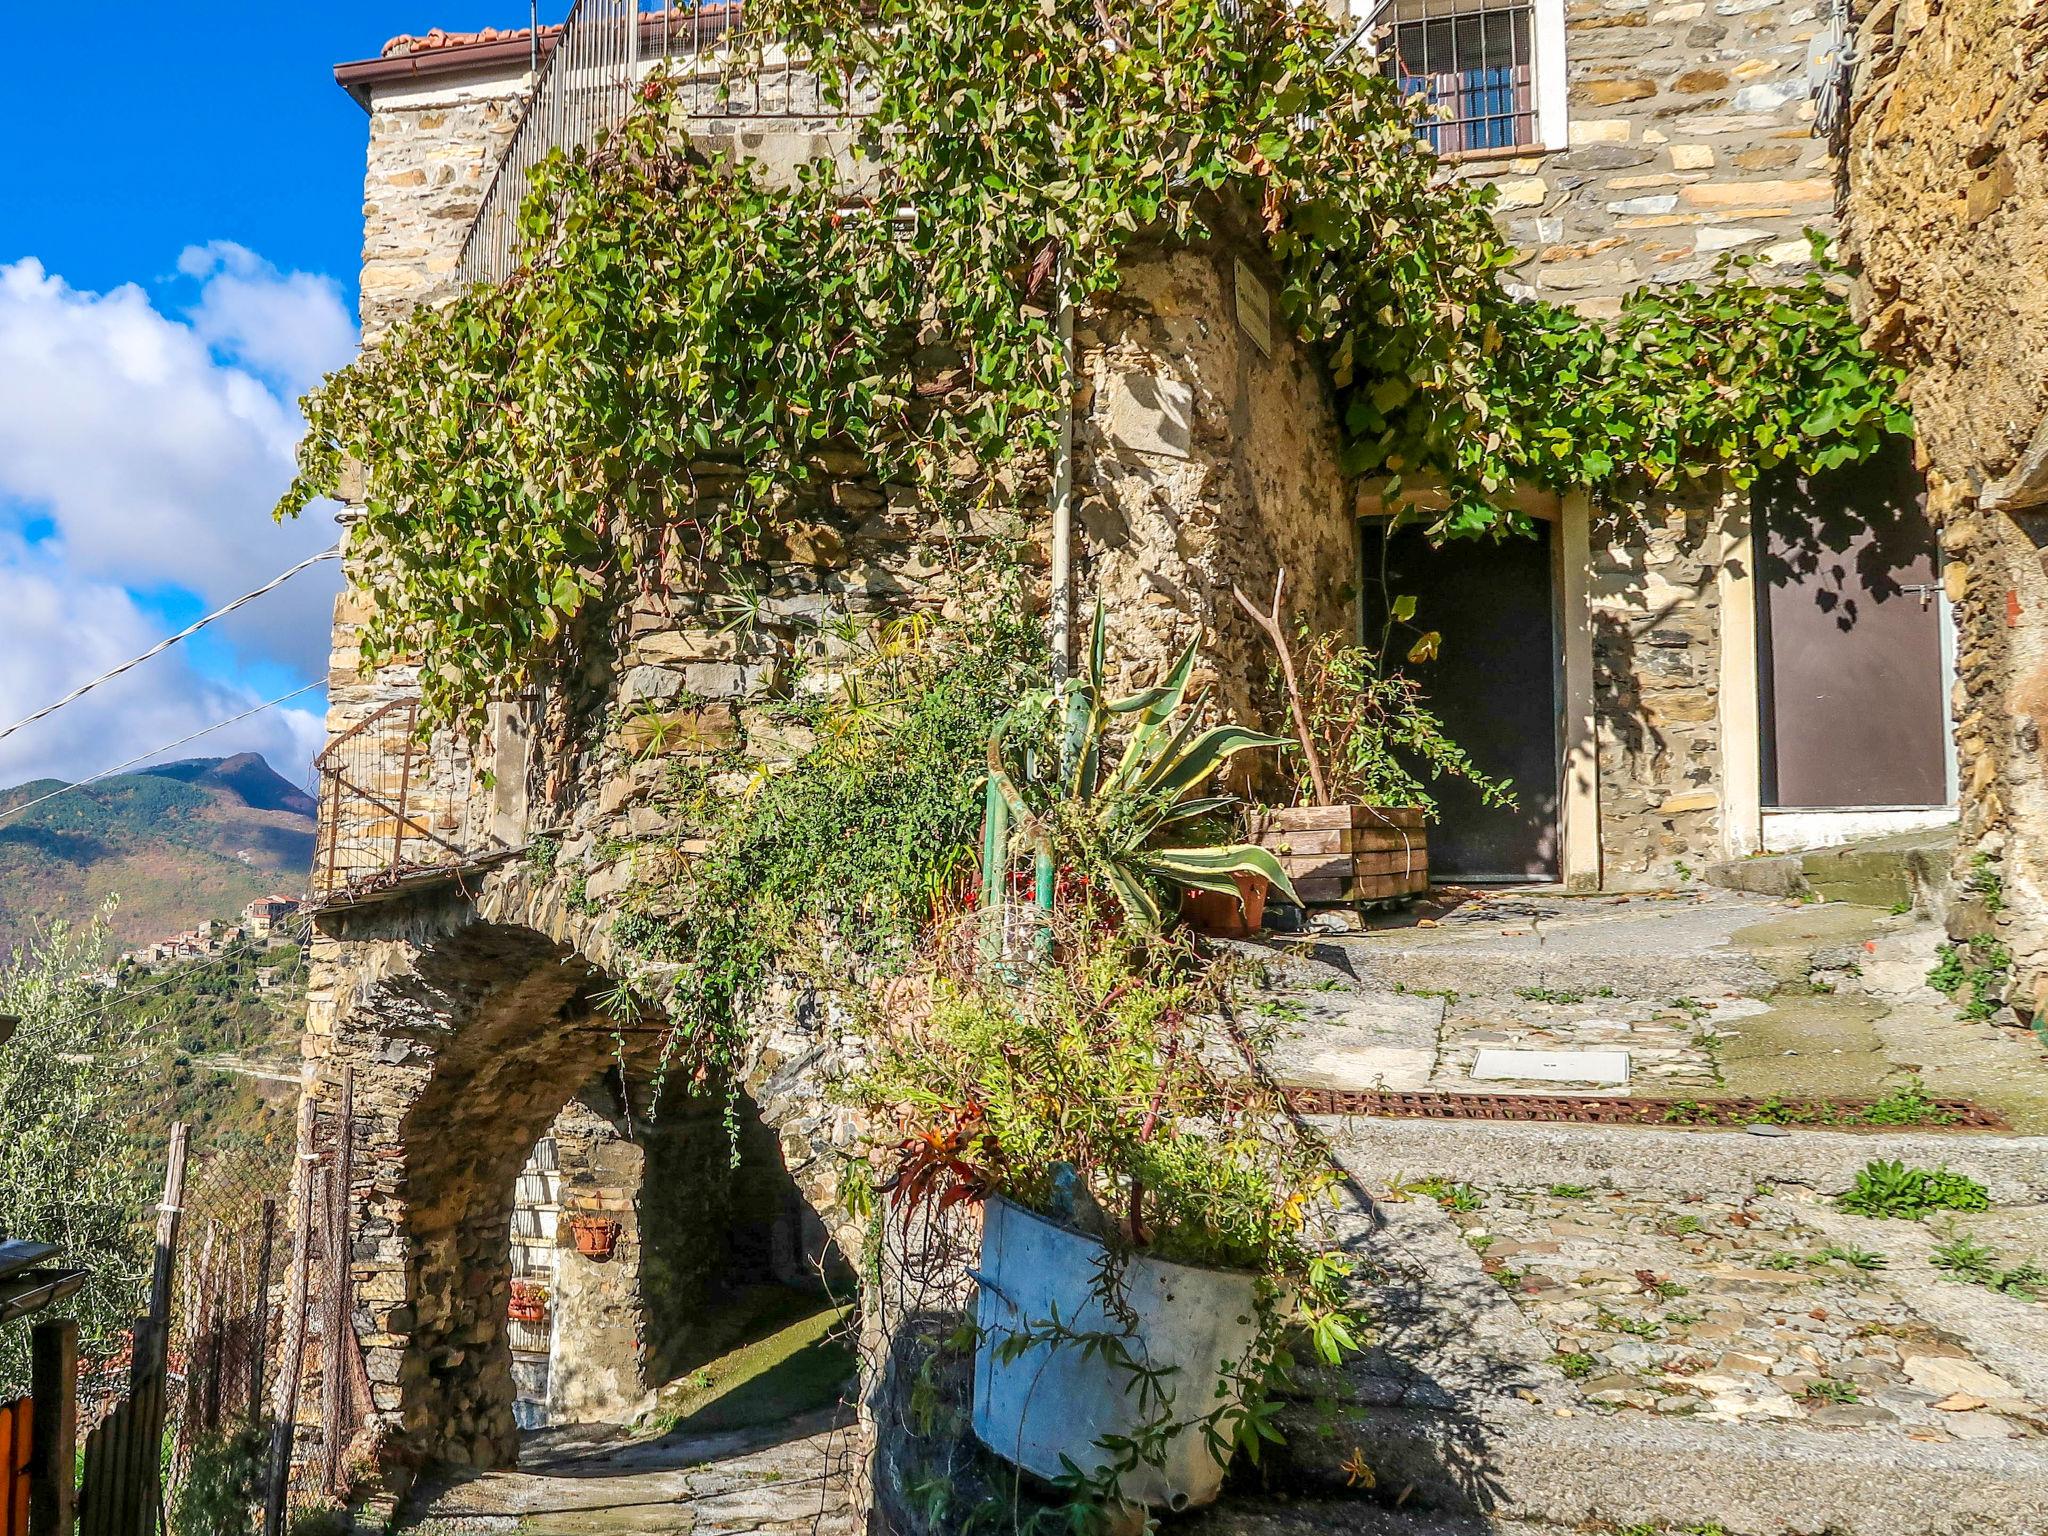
left=1264, top=885, right=2048, bottom=1117
left=1214, top=885, right=2048, bottom=1533
left=1430, top=991, right=1741, bottom=1093
left=1438, top=1180, right=2044, bottom=1439
left=395, top=1410, right=857, bottom=1535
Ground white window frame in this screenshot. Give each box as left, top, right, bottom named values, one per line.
left=1354, top=0, right=1569, bottom=155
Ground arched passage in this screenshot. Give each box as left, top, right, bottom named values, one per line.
left=304, top=890, right=855, bottom=1490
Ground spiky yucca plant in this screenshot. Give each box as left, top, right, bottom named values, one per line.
left=989, top=610, right=1299, bottom=927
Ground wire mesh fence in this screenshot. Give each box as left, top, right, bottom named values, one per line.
left=73, top=1090, right=370, bottom=1535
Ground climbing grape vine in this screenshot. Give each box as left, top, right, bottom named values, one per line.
left=279, top=0, right=1908, bottom=734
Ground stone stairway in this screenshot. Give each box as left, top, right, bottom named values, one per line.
left=1200, top=887, right=2048, bottom=1535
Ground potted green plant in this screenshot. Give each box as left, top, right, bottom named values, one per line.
left=983, top=607, right=1299, bottom=935
left=1234, top=571, right=1514, bottom=905
left=508, top=1280, right=549, bottom=1324
left=863, top=926, right=1359, bottom=1516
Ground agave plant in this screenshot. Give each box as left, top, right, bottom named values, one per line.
left=987, top=608, right=1300, bottom=927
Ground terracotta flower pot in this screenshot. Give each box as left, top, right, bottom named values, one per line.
left=1180, top=872, right=1268, bottom=938
left=568, top=1214, right=622, bottom=1262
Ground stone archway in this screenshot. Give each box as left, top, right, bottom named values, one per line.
left=301, top=882, right=863, bottom=1492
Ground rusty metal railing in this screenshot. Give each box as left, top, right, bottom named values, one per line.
left=456, top=1, right=875, bottom=288
left=310, top=700, right=520, bottom=904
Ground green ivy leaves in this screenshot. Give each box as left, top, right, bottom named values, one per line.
left=278, top=0, right=1908, bottom=737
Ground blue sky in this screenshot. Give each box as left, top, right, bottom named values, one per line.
left=0, top=4, right=560, bottom=792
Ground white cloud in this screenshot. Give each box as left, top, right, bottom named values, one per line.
left=0, top=544, right=324, bottom=793
left=0, top=250, right=354, bottom=784
left=178, top=241, right=359, bottom=400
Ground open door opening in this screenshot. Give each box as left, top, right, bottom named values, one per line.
left=1361, top=520, right=1562, bottom=882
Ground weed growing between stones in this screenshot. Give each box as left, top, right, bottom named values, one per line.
left=1800, top=1377, right=1861, bottom=1405
left=1406, top=1177, right=1484, bottom=1213
left=1810, top=1244, right=1888, bottom=1272
left=1930, top=1234, right=2048, bottom=1300
left=1928, top=935, right=2015, bottom=1022
left=1836, top=1159, right=1991, bottom=1220
left=1967, top=852, right=2006, bottom=915
left=1655, top=1078, right=1959, bottom=1129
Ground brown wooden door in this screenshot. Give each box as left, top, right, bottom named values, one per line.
left=1361, top=521, right=1560, bottom=881
left=1755, top=438, right=1948, bottom=808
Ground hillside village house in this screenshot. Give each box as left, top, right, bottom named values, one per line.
left=333, top=0, right=1952, bottom=896
left=296, top=0, right=1970, bottom=1500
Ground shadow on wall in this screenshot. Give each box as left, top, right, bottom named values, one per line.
left=540, top=1068, right=856, bottom=1429
left=1753, top=435, right=1930, bottom=632
left=637, top=1079, right=854, bottom=1390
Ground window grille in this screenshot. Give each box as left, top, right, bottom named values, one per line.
left=1380, top=0, right=1538, bottom=155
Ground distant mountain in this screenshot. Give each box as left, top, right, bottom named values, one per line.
left=0, top=753, right=316, bottom=957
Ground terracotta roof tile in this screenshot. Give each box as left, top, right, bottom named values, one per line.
left=381, top=22, right=563, bottom=60
left=378, top=7, right=736, bottom=61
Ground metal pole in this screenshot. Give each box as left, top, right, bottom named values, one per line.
left=1048, top=258, right=1076, bottom=686
left=247, top=1199, right=278, bottom=1430
left=318, top=1070, right=355, bottom=1495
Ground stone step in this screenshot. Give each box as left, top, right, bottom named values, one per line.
left=1261, top=1137, right=2048, bottom=1536
left=1706, top=827, right=1956, bottom=912
left=1319, top=1115, right=2048, bottom=1204
left=1189, top=1495, right=1549, bottom=1535
left=1260, top=1398, right=2048, bottom=1536
left=1273, top=894, right=1784, bottom=1002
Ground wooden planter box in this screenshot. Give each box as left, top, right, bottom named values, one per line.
left=1249, top=804, right=1428, bottom=905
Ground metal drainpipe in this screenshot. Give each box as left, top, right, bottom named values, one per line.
left=1049, top=261, right=1077, bottom=688
left=1038, top=263, right=1078, bottom=920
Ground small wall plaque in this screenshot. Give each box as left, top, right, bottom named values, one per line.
left=1234, top=257, right=1273, bottom=358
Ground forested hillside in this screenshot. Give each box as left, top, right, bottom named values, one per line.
left=0, top=753, right=315, bottom=956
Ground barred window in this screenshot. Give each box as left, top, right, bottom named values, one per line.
left=1381, top=0, right=1540, bottom=156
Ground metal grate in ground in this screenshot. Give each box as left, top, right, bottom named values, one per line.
left=1283, top=1087, right=2009, bottom=1130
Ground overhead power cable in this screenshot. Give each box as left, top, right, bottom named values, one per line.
left=0, top=544, right=342, bottom=749
left=0, top=681, right=326, bottom=829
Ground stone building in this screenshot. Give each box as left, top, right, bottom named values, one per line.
left=299, top=0, right=1965, bottom=1498
left=1838, top=0, right=2048, bottom=1023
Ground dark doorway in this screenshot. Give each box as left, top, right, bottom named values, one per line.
left=1361, top=520, right=1561, bottom=881
left=1755, top=438, right=1949, bottom=808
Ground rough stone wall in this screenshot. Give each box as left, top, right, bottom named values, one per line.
left=357, top=73, right=527, bottom=344
left=1076, top=227, right=1358, bottom=741
left=1841, top=0, right=2048, bottom=1020
left=1459, top=0, right=1839, bottom=316
left=543, top=1093, right=651, bottom=1425
left=1591, top=484, right=1734, bottom=881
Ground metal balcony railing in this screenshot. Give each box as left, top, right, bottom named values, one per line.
left=456, top=1, right=875, bottom=288
left=311, top=699, right=526, bottom=904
